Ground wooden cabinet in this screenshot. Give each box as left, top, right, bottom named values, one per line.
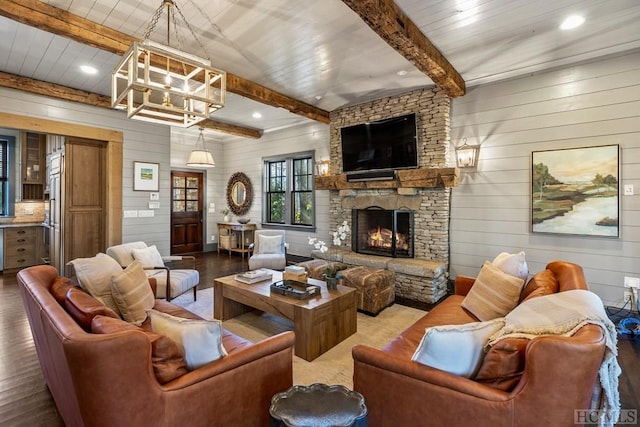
left=4, top=226, right=44, bottom=270
left=217, top=223, right=256, bottom=259
left=21, top=132, right=46, bottom=200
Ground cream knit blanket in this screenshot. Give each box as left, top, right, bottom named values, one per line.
left=488, top=289, right=621, bottom=427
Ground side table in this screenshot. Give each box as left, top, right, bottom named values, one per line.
left=270, top=383, right=367, bottom=427
left=217, top=222, right=256, bottom=259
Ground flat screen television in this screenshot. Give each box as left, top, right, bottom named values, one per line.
left=340, top=113, right=418, bottom=173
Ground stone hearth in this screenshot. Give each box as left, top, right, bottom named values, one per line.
left=312, top=248, right=448, bottom=304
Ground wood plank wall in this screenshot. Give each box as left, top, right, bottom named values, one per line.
left=449, top=51, right=640, bottom=307
left=221, top=122, right=331, bottom=257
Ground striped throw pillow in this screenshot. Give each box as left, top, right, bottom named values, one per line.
left=462, top=261, right=525, bottom=321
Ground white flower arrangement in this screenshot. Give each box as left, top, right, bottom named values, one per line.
left=308, top=220, right=351, bottom=278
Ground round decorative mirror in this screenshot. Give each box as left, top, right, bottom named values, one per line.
left=232, top=182, right=246, bottom=205
left=226, top=172, right=252, bottom=216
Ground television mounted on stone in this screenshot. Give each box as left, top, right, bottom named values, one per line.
left=340, top=113, right=418, bottom=174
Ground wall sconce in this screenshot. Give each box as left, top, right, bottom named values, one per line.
left=455, top=138, right=480, bottom=169
left=315, top=160, right=330, bottom=176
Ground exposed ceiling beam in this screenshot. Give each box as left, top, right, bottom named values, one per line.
left=0, top=71, right=262, bottom=139
left=341, top=0, right=465, bottom=97
left=197, top=117, right=262, bottom=139
left=0, top=0, right=330, bottom=124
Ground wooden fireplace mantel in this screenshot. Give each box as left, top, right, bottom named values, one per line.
left=314, top=167, right=459, bottom=190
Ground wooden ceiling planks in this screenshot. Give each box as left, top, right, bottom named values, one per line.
left=0, top=0, right=329, bottom=128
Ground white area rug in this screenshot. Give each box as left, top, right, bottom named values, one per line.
left=172, top=288, right=426, bottom=388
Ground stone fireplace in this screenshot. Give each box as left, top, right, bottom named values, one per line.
left=352, top=208, right=414, bottom=258
left=315, top=87, right=456, bottom=305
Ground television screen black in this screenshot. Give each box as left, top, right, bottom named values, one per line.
left=340, top=113, right=418, bottom=173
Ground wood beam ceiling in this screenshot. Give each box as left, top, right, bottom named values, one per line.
left=0, top=0, right=329, bottom=124
left=0, top=71, right=263, bottom=139
left=341, top=0, right=465, bottom=97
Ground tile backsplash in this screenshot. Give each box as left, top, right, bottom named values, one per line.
left=1, top=201, right=47, bottom=224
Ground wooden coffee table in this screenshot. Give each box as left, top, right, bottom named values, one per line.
left=213, top=272, right=357, bottom=361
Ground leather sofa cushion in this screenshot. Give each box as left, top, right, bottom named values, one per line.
left=92, top=315, right=188, bottom=384
left=520, top=269, right=559, bottom=303
left=64, top=287, right=120, bottom=331
left=51, top=276, right=79, bottom=305
left=474, top=337, right=529, bottom=391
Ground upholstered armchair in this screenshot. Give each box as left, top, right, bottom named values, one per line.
left=106, top=242, right=199, bottom=301
left=248, top=230, right=288, bottom=271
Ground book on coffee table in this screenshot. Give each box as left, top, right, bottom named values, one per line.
left=234, top=269, right=274, bottom=284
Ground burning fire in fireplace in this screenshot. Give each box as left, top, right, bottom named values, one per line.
left=353, top=208, right=414, bottom=258
left=367, top=227, right=410, bottom=251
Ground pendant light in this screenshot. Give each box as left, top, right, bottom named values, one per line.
left=187, top=128, right=215, bottom=168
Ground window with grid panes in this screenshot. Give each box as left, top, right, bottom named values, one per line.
left=172, top=175, right=199, bottom=212
left=264, top=153, right=315, bottom=228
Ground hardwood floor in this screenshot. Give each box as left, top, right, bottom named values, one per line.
left=0, top=252, right=638, bottom=426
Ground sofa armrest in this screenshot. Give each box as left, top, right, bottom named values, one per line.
left=162, top=255, right=196, bottom=269
left=352, top=344, right=508, bottom=401
left=164, top=331, right=295, bottom=389
left=454, top=275, right=476, bottom=296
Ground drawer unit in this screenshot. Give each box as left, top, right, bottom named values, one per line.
left=4, top=227, right=39, bottom=270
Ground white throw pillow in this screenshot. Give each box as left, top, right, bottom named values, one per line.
left=132, top=245, right=165, bottom=269
left=461, top=261, right=525, bottom=321
left=70, top=253, right=124, bottom=315
left=110, top=261, right=155, bottom=326
left=258, top=234, right=282, bottom=254
left=493, top=251, right=528, bottom=281
left=412, top=318, right=505, bottom=378
left=147, top=309, right=227, bottom=370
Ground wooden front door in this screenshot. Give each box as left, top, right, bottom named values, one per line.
left=171, top=171, right=204, bottom=254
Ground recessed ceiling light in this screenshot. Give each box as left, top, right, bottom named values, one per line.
left=560, top=15, right=585, bottom=30
left=252, top=112, right=262, bottom=119
left=397, top=70, right=408, bottom=76
left=79, top=65, right=98, bottom=75
left=314, top=95, right=323, bottom=101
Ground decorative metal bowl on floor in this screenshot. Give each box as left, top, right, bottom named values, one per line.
left=270, top=383, right=367, bottom=427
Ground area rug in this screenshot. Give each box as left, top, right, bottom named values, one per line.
left=171, top=288, right=426, bottom=388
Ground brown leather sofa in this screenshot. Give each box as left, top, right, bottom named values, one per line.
left=18, top=265, right=295, bottom=427
left=352, top=261, right=606, bottom=427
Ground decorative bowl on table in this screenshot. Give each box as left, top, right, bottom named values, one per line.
left=237, top=218, right=250, bottom=224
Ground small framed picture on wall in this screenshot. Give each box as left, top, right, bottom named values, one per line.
left=133, top=161, right=159, bottom=192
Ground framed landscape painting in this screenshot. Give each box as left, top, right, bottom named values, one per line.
left=531, top=144, right=619, bottom=237
left=133, top=161, right=159, bottom=191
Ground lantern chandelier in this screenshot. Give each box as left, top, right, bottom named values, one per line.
left=112, top=0, right=226, bottom=127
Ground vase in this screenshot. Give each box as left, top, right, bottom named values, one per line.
left=324, top=275, right=339, bottom=291
left=224, top=215, right=230, bottom=222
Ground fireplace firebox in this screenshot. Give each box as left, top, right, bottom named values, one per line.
left=352, top=208, right=414, bottom=258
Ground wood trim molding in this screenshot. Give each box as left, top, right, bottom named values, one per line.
left=341, top=0, right=465, bottom=97
left=0, top=0, right=330, bottom=124
left=314, top=167, right=459, bottom=190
